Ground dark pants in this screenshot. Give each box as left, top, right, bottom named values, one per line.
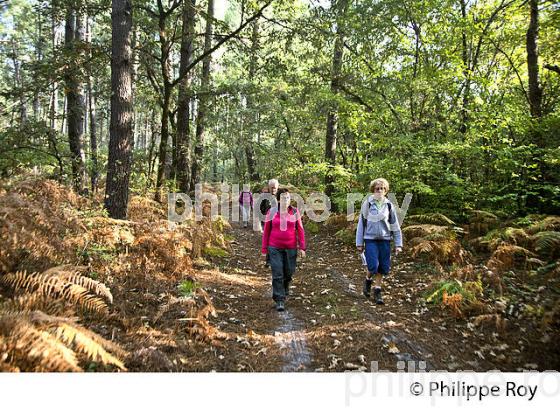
left=268, top=246, right=297, bottom=302
left=364, top=239, right=391, bottom=276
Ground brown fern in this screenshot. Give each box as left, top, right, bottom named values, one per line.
left=1, top=268, right=111, bottom=315
left=0, top=310, right=126, bottom=372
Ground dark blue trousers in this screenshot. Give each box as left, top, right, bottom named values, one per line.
left=364, top=239, right=391, bottom=276
left=268, top=246, right=297, bottom=302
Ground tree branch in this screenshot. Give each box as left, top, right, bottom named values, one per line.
left=544, top=64, right=560, bottom=76
left=171, top=0, right=273, bottom=88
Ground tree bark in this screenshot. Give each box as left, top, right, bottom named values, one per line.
left=176, top=0, right=196, bottom=192
left=64, top=5, right=87, bottom=194
left=244, top=20, right=260, bottom=182
left=459, top=0, right=470, bottom=134
left=85, top=16, right=98, bottom=194
left=153, top=0, right=178, bottom=201
left=526, top=0, right=542, bottom=118
left=324, top=0, right=348, bottom=206
left=190, top=0, right=214, bottom=190
left=104, top=0, right=134, bottom=219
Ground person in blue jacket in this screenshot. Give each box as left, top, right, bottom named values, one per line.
left=355, top=178, right=403, bottom=304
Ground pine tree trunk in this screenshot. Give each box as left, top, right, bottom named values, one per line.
left=64, top=5, right=87, bottom=194
left=154, top=4, right=174, bottom=202
left=104, top=0, right=134, bottom=219
left=176, top=0, right=196, bottom=192
left=244, top=20, right=260, bottom=182
left=324, top=0, right=348, bottom=206
left=190, top=0, right=214, bottom=190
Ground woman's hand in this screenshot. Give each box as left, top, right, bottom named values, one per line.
left=262, top=252, right=267, bottom=261
left=357, top=246, right=364, bottom=253
left=299, top=250, right=306, bottom=259
left=395, top=247, right=403, bottom=255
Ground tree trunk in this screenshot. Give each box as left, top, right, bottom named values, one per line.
left=244, top=20, right=260, bottom=182
left=86, top=16, right=98, bottom=194
left=526, top=0, right=542, bottom=118
left=64, top=5, right=87, bottom=194
left=10, top=39, right=27, bottom=125
left=104, top=0, right=134, bottom=219
left=176, top=0, right=196, bottom=192
left=190, top=0, right=214, bottom=190
left=49, top=10, right=59, bottom=130
left=155, top=88, right=171, bottom=201
left=324, top=0, right=348, bottom=206
left=459, top=0, right=470, bottom=134
left=154, top=2, right=174, bottom=202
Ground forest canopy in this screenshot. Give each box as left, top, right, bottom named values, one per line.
left=0, top=0, right=558, bottom=219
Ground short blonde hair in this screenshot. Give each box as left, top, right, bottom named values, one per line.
left=369, top=178, right=389, bottom=193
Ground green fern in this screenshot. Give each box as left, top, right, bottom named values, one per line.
left=406, top=213, right=456, bottom=226
left=532, top=231, right=560, bottom=259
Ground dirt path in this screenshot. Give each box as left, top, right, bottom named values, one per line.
left=196, top=223, right=559, bottom=372
left=196, top=224, right=446, bottom=371
left=123, top=222, right=559, bottom=372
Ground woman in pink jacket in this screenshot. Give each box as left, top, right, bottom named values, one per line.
left=261, top=188, right=306, bottom=312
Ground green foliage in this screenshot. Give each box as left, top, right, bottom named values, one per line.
left=532, top=231, right=560, bottom=259
left=202, top=246, right=229, bottom=259
left=424, top=279, right=483, bottom=305
left=177, top=279, right=199, bottom=298
left=304, top=221, right=320, bottom=234
left=0, top=122, right=68, bottom=178
left=334, top=226, right=356, bottom=246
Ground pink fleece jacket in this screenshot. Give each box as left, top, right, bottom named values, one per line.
left=261, top=207, right=306, bottom=253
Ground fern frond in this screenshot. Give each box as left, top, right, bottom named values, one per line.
left=6, top=320, right=81, bottom=372
left=532, top=231, right=560, bottom=258
left=406, top=213, right=456, bottom=226
left=54, top=323, right=126, bottom=370
left=0, top=310, right=126, bottom=371
left=403, top=224, right=449, bottom=239
left=3, top=293, right=65, bottom=315
left=526, top=216, right=560, bottom=234
left=2, top=270, right=109, bottom=315
left=40, top=265, right=113, bottom=303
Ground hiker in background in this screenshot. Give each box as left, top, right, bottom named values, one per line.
left=255, top=186, right=268, bottom=233
left=356, top=178, right=403, bottom=305
left=262, top=188, right=306, bottom=312
left=238, top=185, right=253, bottom=228
left=259, top=179, right=279, bottom=229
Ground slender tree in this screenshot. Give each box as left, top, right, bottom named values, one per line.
left=105, top=0, right=134, bottom=219
left=244, top=19, right=260, bottom=183
left=176, top=0, right=196, bottom=193
left=64, top=3, right=87, bottom=193
left=191, top=0, right=214, bottom=189
left=324, top=0, right=348, bottom=206
left=526, top=0, right=542, bottom=118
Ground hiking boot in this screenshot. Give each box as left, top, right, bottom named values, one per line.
left=374, top=287, right=384, bottom=305
left=276, top=301, right=285, bottom=312
left=363, top=278, right=373, bottom=298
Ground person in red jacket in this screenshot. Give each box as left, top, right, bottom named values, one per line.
left=261, top=188, right=306, bottom=312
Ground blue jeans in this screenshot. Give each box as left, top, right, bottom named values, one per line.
left=268, top=246, right=297, bottom=302
left=364, top=239, right=391, bottom=276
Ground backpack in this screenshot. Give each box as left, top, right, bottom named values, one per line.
left=361, top=200, right=394, bottom=242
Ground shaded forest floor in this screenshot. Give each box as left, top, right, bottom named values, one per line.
left=121, top=224, right=560, bottom=372
left=1, top=178, right=559, bottom=372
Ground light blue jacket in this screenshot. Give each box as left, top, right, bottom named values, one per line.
left=355, top=195, right=403, bottom=247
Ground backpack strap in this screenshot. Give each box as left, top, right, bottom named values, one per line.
left=361, top=199, right=394, bottom=243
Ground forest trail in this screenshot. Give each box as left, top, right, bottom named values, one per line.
left=212, top=223, right=436, bottom=372
left=180, top=222, right=554, bottom=372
